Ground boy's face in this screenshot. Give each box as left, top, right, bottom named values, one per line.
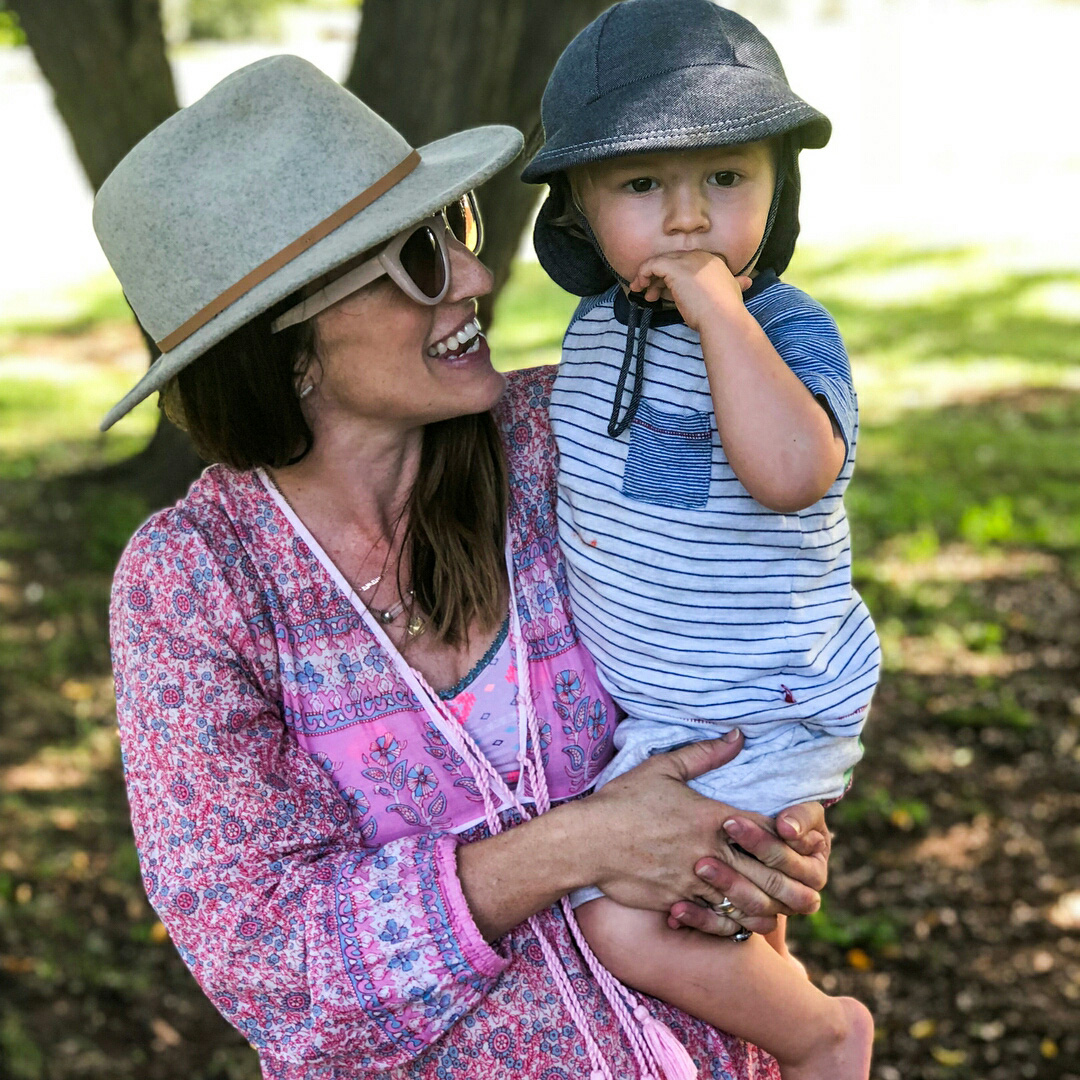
left=570, top=141, right=777, bottom=288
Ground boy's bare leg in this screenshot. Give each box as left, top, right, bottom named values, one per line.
left=764, top=914, right=808, bottom=978
left=576, top=897, right=872, bottom=1080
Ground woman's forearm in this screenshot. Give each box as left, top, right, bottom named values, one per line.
left=455, top=801, right=591, bottom=941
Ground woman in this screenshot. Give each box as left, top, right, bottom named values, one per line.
left=99, top=56, right=833, bottom=1079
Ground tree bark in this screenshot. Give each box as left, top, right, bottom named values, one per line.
left=11, top=0, right=203, bottom=504
left=346, top=0, right=610, bottom=326
left=10, top=0, right=179, bottom=192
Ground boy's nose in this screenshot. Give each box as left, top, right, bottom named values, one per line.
left=664, top=187, right=711, bottom=235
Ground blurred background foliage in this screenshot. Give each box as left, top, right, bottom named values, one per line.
left=1, top=2, right=1079, bottom=1079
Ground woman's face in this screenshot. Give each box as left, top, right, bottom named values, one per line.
left=305, top=235, right=505, bottom=433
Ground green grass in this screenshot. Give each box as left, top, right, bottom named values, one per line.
left=1, top=242, right=1079, bottom=1075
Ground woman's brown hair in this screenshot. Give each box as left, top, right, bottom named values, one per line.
left=162, top=300, right=508, bottom=646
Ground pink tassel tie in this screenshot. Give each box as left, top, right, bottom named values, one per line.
left=634, top=1005, right=698, bottom=1080
left=410, top=554, right=698, bottom=1080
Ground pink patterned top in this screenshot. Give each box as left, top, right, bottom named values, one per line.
left=109, top=367, right=779, bottom=1080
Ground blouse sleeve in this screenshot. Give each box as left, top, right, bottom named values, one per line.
left=110, top=511, right=509, bottom=1070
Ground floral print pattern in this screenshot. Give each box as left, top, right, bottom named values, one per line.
left=110, top=369, right=778, bottom=1079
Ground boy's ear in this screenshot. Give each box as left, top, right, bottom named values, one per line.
left=756, top=146, right=801, bottom=278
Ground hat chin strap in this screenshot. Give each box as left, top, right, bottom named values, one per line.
left=734, top=155, right=787, bottom=279
left=572, top=153, right=787, bottom=440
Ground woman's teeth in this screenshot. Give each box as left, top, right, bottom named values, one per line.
left=427, top=319, right=482, bottom=358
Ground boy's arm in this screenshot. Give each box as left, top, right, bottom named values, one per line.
left=629, top=250, right=846, bottom=512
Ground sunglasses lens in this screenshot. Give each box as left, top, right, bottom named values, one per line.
left=445, top=192, right=483, bottom=253
left=399, top=225, right=445, bottom=298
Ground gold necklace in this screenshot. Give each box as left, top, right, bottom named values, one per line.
left=264, top=469, right=426, bottom=637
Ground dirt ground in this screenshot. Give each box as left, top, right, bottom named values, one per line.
left=1, top=482, right=1077, bottom=1080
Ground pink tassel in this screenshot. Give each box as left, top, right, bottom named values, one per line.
left=634, top=1006, right=698, bottom=1080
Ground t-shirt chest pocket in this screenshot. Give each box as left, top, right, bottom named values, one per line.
left=620, top=400, right=714, bottom=510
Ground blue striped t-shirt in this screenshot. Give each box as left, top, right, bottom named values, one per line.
left=549, top=277, right=880, bottom=736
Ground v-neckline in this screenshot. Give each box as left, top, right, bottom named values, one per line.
left=255, top=467, right=531, bottom=810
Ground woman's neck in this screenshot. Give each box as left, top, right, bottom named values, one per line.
left=270, top=418, right=423, bottom=545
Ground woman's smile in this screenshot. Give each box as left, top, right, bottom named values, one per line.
left=426, top=316, right=483, bottom=358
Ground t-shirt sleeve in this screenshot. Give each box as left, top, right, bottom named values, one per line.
left=751, top=287, right=858, bottom=455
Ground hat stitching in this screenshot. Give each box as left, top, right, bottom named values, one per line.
left=587, top=60, right=791, bottom=102
left=534, top=100, right=814, bottom=165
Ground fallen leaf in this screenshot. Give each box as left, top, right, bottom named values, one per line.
left=931, top=1046, right=967, bottom=1066
left=846, top=947, right=873, bottom=970
left=150, top=1017, right=182, bottom=1048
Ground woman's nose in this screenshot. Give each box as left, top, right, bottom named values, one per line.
left=446, top=240, right=494, bottom=301
left=664, top=186, right=711, bottom=235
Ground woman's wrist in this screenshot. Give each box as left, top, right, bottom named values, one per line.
left=455, top=800, right=596, bottom=942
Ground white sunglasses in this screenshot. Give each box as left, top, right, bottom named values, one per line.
left=271, top=191, right=483, bottom=333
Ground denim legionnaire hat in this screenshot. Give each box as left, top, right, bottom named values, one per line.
left=521, top=0, right=831, bottom=437
left=521, top=0, right=831, bottom=297
left=94, top=55, right=523, bottom=430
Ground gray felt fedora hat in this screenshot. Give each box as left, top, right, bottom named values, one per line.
left=94, top=54, right=523, bottom=430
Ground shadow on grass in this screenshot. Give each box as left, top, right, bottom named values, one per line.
left=794, top=243, right=1080, bottom=369
left=2, top=244, right=1079, bottom=1077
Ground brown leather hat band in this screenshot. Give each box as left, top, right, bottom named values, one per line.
left=155, top=148, right=421, bottom=353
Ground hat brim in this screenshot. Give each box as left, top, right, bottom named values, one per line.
left=521, top=65, right=829, bottom=184
left=100, top=124, right=523, bottom=431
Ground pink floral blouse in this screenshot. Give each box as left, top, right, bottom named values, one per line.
left=109, top=367, right=779, bottom=1080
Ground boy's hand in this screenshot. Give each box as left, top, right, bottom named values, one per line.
left=628, top=249, right=753, bottom=332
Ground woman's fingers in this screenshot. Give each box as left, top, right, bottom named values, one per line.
left=776, top=801, right=833, bottom=862
left=667, top=893, right=776, bottom=936
left=662, top=732, right=743, bottom=783
left=694, top=839, right=821, bottom=917
left=691, top=854, right=798, bottom=923
left=724, top=814, right=829, bottom=894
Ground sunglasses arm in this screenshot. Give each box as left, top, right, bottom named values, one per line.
left=269, top=254, right=388, bottom=333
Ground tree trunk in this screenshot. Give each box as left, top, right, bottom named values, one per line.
left=10, top=0, right=179, bottom=192
left=11, top=0, right=203, bottom=505
left=346, top=0, right=610, bottom=326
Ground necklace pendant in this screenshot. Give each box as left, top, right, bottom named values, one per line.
left=406, top=615, right=426, bottom=637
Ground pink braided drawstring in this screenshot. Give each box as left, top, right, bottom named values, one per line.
left=509, top=605, right=696, bottom=1080
left=407, top=564, right=697, bottom=1080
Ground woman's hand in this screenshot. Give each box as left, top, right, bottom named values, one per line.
left=577, top=733, right=790, bottom=914
left=667, top=802, right=831, bottom=936
left=457, top=733, right=830, bottom=943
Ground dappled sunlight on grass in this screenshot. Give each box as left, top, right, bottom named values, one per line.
left=0, top=272, right=132, bottom=336
left=0, top=329, right=157, bottom=479
left=488, top=260, right=577, bottom=371
left=2, top=241, right=1079, bottom=1077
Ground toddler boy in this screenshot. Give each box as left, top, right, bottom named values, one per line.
left=522, top=2, right=881, bottom=1078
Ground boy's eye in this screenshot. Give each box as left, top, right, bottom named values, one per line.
left=626, top=177, right=656, bottom=193
left=711, top=171, right=739, bottom=187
